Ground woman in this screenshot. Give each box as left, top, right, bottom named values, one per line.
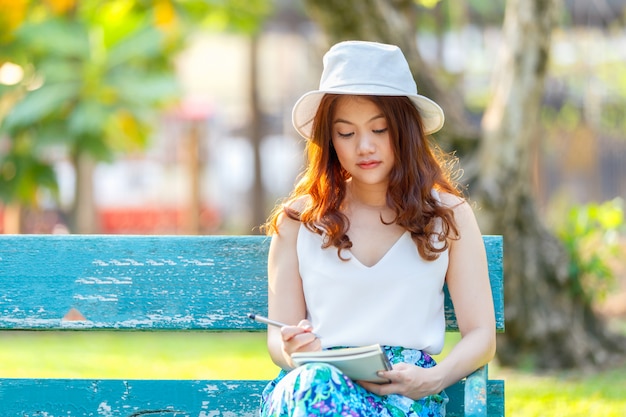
left=260, top=40, right=496, bottom=417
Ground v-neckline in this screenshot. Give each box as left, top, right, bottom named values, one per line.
left=348, top=231, right=409, bottom=269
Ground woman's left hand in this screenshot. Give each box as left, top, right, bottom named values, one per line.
left=358, top=363, right=444, bottom=400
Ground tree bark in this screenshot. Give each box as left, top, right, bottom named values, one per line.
left=184, top=120, right=202, bottom=235
left=2, top=203, right=21, bottom=234
left=475, top=0, right=625, bottom=369
left=249, top=34, right=266, bottom=234
left=70, top=152, right=97, bottom=234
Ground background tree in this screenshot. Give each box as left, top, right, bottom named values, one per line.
left=0, top=0, right=271, bottom=233
left=474, top=0, right=626, bottom=369
left=0, top=1, right=182, bottom=233
left=303, top=0, right=626, bottom=369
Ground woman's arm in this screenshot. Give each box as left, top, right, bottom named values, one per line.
left=428, top=197, right=496, bottom=387
left=266, top=212, right=320, bottom=370
left=362, top=197, right=496, bottom=399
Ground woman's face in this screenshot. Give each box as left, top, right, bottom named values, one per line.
left=331, top=96, right=394, bottom=188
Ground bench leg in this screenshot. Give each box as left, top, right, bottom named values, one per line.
left=464, top=365, right=488, bottom=417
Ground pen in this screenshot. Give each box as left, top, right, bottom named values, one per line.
left=247, top=313, right=320, bottom=338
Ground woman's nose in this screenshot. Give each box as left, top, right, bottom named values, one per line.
left=356, top=133, right=375, bottom=154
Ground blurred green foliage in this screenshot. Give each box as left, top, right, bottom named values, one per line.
left=0, top=1, right=175, bottom=204
left=552, top=198, right=625, bottom=303
left=544, top=32, right=626, bottom=139
left=0, top=0, right=271, bottom=208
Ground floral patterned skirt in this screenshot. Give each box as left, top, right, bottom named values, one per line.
left=260, top=346, right=448, bottom=417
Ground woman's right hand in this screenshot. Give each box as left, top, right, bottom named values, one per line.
left=281, top=320, right=321, bottom=367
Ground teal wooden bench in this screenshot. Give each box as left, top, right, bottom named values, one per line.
left=0, top=234, right=504, bottom=416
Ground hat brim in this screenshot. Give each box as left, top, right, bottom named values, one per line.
left=292, top=90, right=445, bottom=139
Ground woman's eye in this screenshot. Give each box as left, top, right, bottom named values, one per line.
left=337, top=131, right=354, bottom=138
left=373, top=128, right=388, bottom=134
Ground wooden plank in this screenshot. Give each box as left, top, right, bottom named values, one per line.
left=0, top=379, right=263, bottom=416
left=464, top=366, right=488, bottom=417
left=485, top=235, right=505, bottom=332
left=446, top=379, right=505, bottom=417
left=0, top=378, right=504, bottom=417
left=0, top=235, right=270, bottom=330
left=444, top=235, right=504, bottom=332
left=0, top=235, right=503, bottom=332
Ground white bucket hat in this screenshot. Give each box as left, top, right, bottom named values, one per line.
left=292, top=40, right=445, bottom=139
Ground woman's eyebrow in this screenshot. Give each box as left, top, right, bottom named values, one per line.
left=333, top=114, right=385, bottom=125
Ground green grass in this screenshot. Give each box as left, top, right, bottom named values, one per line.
left=1, top=331, right=626, bottom=416
left=0, top=330, right=278, bottom=379
left=500, top=366, right=626, bottom=417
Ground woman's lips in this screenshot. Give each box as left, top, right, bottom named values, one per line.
left=357, top=160, right=381, bottom=169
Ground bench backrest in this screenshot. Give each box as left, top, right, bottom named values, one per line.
left=0, top=234, right=504, bottom=416
left=0, top=235, right=504, bottom=332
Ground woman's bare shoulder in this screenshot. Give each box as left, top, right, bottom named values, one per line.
left=287, top=194, right=310, bottom=213
left=437, top=190, right=466, bottom=209
left=438, top=191, right=480, bottom=226
left=274, top=195, right=310, bottom=236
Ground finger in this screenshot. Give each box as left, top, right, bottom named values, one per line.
left=297, top=319, right=313, bottom=328
left=293, top=331, right=320, bottom=350
left=296, top=319, right=317, bottom=334
left=377, top=370, right=395, bottom=382
left=358, top=380, right=395, bottom=396
left=283, top=330, right=320, bottom=355
left=281, top=325, right=307, bottom=341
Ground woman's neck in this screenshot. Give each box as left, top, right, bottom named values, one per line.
left=345, top=181, right=388, bottom=209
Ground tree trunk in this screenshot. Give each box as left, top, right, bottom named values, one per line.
left=70, top=152, right=98, bottom=234
left=304, top=0, right=479, bottom=152
left=2, top=203, right=22, bottom=234
left=475, top=0, right=625, bottom=369
left=249, top=34, right=266, bottom=233
left=184, top=120, right=202, bottom=235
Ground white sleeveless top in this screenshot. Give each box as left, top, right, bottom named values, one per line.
left=297, top=222, right=448, bottom=355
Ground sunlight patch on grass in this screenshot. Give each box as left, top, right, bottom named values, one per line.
left=0, top=331, right=279, bottom=379
left=506, top=381, right=626, bottom=416
left=496, top=364, right=626, bottom=416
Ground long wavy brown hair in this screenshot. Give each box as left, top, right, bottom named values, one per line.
left=263, top=94, right=462, bottom=261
